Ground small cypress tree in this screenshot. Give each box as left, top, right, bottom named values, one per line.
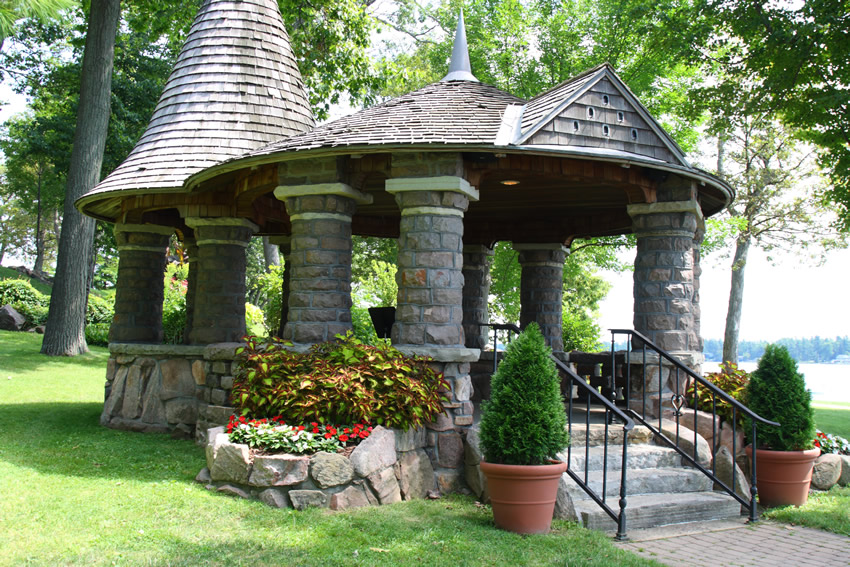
left=479, top=323, right=570, bottom=465
left=746, top=344, right=815, bottom=451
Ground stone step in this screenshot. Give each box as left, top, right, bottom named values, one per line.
left=567, top=424, right=654, bottom=447
left=560, top=444, right=683, bottom=472
left=562, top=467, right=714, bottom=500
left=576, top=491, right=742, bottom=532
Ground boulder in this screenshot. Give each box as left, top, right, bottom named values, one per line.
left=0, top=304, right=25, bottom=331
left=395, top=427, right=427, bottom=452
left=310, top=452, right=354, bottom=488
left=289, top=490, right=329, bottom=510
left=437, top=431, right=464, bottom=468
left=396, top=448, right=436, bottom=500
left=195, top=467, right=212, bottom=484
left=367, top=467, right=402, bottom=504
left=120, top=364, right=148, bottom=420
left=330, top=484, right=372, bottom=511
left=258, top=488, right=290, bottom=508
left=217, top=484, right=251, bottom=499
left=164, top=397, right=198, bottom=424
left=839, top=455, right=850, bottom=487
left=249, top=454, right=309, bottom=487
left=659, top=420, right=712, bottom=466
left=349, top=426, right=397, bottom=477
left=812, top=453, right=842, bottom=490
left=464, top=423, right=483, bottom=466
left=160, top=359, right=195, bottom=399
left=209, top=441, right=252, bottom=484
left=713, top=446, right=751, bottom=503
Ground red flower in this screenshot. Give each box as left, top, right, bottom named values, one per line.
left=312, top=428, right=320, bottom=434
left=344, top=428, right=351, bottom=434
left=339, top=434, right=349, bottom=442
left=324, top=433, right=333, bottom=439
left=359, top=431, right=369, bottom=439
left=297, top=425, right=305, bottom=431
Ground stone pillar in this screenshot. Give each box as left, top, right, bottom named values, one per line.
left=692, top=226, right=705, bottom=367
left=461, top=245, right=494, bottom=350
left=274, top=183, right=371, bottom=345
left=110, top=223, right=173, bottom=343
left=182, top=237, right=198, bottom=344
left=387, top=175, right=481, bottom=493
left=515, top=244, right=567, bottom=354
left=185, top=218, right=257, bottom=344
left=268, top=236, right=292, bottom=338
left=628, top=200, right=704, bottom=364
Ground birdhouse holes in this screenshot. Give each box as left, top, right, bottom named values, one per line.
left=603, top=125, right=610, bottom=136
left=617, top=111, right=624, bottom=122
left=630, top=128, right=638, bottom=141
left=587, top=107, right=595, bottom=119
left=602, top=95, right=610, bottom=105
left=572, top=120, right=580, bottom=132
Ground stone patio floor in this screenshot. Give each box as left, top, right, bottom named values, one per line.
left=614, top=519, right=850, bottom=566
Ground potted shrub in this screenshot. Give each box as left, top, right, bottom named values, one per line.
left=745, top=344, right=819, bottom=507
left=478, top=323, right=569, bottom=534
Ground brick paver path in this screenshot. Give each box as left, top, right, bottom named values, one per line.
left=616, top=521, right=850, bottom=566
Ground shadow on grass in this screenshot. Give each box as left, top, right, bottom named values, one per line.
left=0, top=331, right=109, bottom=374
left=0, top=401, right=205, bottom=483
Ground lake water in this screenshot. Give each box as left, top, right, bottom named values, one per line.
left=704, top=362, right=850, bottom=403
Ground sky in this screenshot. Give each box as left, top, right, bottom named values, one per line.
left=597, top=246, right=850, bottom=342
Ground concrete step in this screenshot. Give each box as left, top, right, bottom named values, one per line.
left=567, top=423, right=654, bottom=447
left=577, top=491, right=742, bottom=532
left=563, top=467, right=714, bottom=500
left=560, top=444, right=683, bottom=472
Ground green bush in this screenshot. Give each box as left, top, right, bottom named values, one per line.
left=687, top=361, right=750, bottom=429
left=250, top=265, right=283, bottom=335
left=245, top=302, right=267, bottom=336
left=0, top=279, right=50, bottom=326
left=85, top=323, right=111, bottom=347
left=162, top=263, right=188, bottom=344
left=562, top=308, right=603, bottom=352
left=86, top=294, right=114, bottom=325
left=479, top=322, right=570, bottom=465
left=231, top=333, right=449, bottom=429
left=746, top=344, right=815, bottom=451
left=350, top=305, right=382, bottom=345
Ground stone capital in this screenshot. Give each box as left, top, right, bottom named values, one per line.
left=462, top=244, right=494, bottom=255
left=185, top=217, right=260, bottom=232
left=512, top=243, right=568, bottom=253
left=113, top=223, right=175, bottom=236
left=393, top=345, right=481, bottom=363
left=386, top=176, right=479, bottom=202
left=273, top=182, right=373, bottom=205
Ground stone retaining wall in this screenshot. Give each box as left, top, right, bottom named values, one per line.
left=198, top=425, right=438, bottom=510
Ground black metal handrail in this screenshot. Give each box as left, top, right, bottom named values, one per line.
left=483, top=323, right=635, bottom=539
left=610, top=329, right=780, bottom=522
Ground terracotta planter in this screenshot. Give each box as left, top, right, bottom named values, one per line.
left=480, top=460, right=567, bottom=534
left=746, top=445, right=821, bottom=507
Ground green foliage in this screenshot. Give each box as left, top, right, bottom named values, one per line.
left=353, top=259, right=397, bottom=308
left=687, top=362, right=749, bottom=429
left=746, top=344, right=815, bottom=451
left=250, top=263, right=283, bottom=335
left=0, top=277, right=49, bottom=326
left=814, top=430, right=850, bottom=456
left=85, top=294, right=113, bottom=325
left=245, top=302, right=267, bottom=337
left=84, top=323, right=110, bottom=347
left=350, top=304, right=382, bottom=345
left=479, top=323, right=569, bottom=465
left=227, top=415, right=372, bottom=454
left=232, top=333, right=450, bottom=430
left=162, top=263, right=187, bottom=345
left=561, top=309, right=603, bottom=352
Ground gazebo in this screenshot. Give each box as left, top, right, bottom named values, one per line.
left=78, top=0, right=732, bottom=491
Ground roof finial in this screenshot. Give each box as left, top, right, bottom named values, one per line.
left=441, top=9, right=478, bottom=82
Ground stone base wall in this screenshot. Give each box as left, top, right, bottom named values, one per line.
left=101, top=343, right=241, bottom=440
left=199, top=425, right=437, bottom=510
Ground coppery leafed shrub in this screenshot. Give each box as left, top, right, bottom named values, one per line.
left=231, top=333, right=450, bottom=430
left=687, top=361, right=750, bottom=429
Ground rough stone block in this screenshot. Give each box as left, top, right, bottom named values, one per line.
left=713, top=446, right=751, bottom=503
left=330, top=484, right=372, bottom=511
left=209, top=441, right=252, bottom=484
left=249, top=454, right=310, bottom=487
left=311, top=452, right=354, bottom=488
left=465, top=464, right=488, bottom=501
left=102, top=366, right=128, bottom=419
left=812, top=454, right=842, bottom=490
left=464, top=424, right=482, bottom=466
left=350, top=426, right=397, bottom=477
left=191, top=360, right=206, bottom=385
left=840, top=455, right=850, bottom=487
left=289, top=490, right=330, bottom=510
left=437, top=432, right=465, bottom=468
left=258, top=488, right=290, bottom=508
left=426, top=412, right=454, bottom=432
left=368, top=467, right=402, bottom=504
left=165, top=397, right=198, bottom=424
left=195, top=467, right=212, bottom=484
left=435, top=470, right=463, bottom=494
left=217, top=484, right=251, bottom=499
left=395, top=427, right=427, bottom=452
left=454, top=375, right=473, bottom=402
left=425, top=325, right=461, bottom=346
left=160, top=359, right=194, bottom=400
left=658, top=420, right=711, bottom=466
left=120, top=364, right=148, bottom=420
left=396, top=448, right=437, bottom=500
left=141, top=376, right=167, bottom=425
left=0, top=304, right=26, bottom=330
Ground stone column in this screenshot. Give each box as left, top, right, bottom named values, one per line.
left=461, top=245, right=494, bottom=350
left=274, top=183, right=371, bottom=345
left=515, top=244, right=567, bottom=354
left=182, top=237, right=198, bottom=344
left=387, top=175, right=481, bottom=493
left=628, top=200, right=703, bottom=364
left=268, top=235, right=292, bottom=338
left=692, top=226, right=705, bottom=368
left=110, top=223, right=173, bottom=343
left=185, top=218, right=257, bottom=344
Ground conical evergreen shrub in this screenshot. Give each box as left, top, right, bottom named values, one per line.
left=479, top=323, right=569, bottom=465
left=746, top=344, right=815, bottom=451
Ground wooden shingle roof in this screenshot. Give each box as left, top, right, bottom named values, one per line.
left=82, top=0, right=313, bottom=202
left=244, top=81, right=525, bottom=157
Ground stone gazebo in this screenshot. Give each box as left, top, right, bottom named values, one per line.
left=78, top=0, right=732, bottom=490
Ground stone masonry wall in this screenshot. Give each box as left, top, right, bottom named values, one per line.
left=516, top=244, right=566, bottom=353
left=199, top=425, right=437, bottom=511
left=461, top=245, right=493, bottom=350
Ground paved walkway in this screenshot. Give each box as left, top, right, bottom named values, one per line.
left=614, top=519, right=850, bottom=566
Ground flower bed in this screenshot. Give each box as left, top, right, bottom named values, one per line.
left=198, top=425, right=439, bottom=510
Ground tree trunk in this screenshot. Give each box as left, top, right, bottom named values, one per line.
left=722, top=236, right=751, bottom=364
left=262, top=236, right=280, bottom=268
left=41, top=0, right=120, bottom=356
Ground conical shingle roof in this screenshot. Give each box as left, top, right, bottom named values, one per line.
left=80, top=0, right=314, bottom=206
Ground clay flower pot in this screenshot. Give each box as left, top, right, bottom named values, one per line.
left=747, top=445, right=821, bottom=507
left=480, top=460, right=567, bottom=534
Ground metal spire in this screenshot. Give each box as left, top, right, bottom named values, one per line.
left=441, top=10, right=479, bottom=82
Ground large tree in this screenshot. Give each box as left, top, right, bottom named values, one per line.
left=41, top=0, right=120, bottom=355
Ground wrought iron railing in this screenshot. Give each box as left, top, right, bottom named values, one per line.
left=482, top=323, right=635, bottom=540
left=609, top=329, right=780, bottom=522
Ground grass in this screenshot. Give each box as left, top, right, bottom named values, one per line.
left=813, top=402, right=850, bottom=438
left=0, top=266, right=52, bottom=295
left=0, top=331, right=658, bottom=567
left=763, top=486, right=850, bottom=536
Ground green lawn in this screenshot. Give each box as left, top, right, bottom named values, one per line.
left=0, top=331, right=657, bottom=566
left=0, top=266, right=53, bottom=295
left=813, top=402, right=850, bottom=438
